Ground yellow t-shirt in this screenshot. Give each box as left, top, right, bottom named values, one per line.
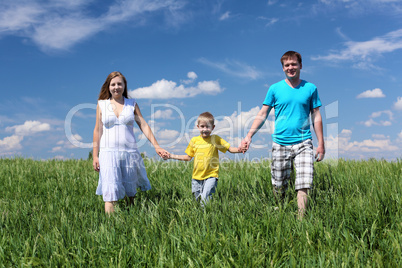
left=185, top=135, right=230, bottom=180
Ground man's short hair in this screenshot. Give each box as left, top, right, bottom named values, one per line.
left=197, top=112, right=214, bottom=125
left=281, top=51, right=302, bottom=66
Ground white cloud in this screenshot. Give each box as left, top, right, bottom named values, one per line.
left=312, top=29, right=402, bottom=69
left=257, top=16, right=279, bottom=27
left=371, top=110, right=393, bottom=119
left=0, top=0, right=186, bottom=51
left=52, top=134, right=84, bottom=152
left=372, top=134, right=387, bottom=139
left=198, top=58, right=262, bottom=80
left=326, top=128, right=399, bottom=158
left=0, top=135, right=23, bottom=152
left=129, top=78, right=223, bottom=99
left=219, top=11, right=230, bottom=21
left=393, top=96, right=402, bottom=110
left=6, top=120, right=51, bottom=136
left=356, top=88, right=385, bottom=98
left=181, top=71, right=198, bottom=85
left=362, top=110, right=393, bottom=127
left=152, top=109, right=174, bottom=119
left=187, top=71, right=197, bottom=80
left=213, top=106, right=274, bottom=149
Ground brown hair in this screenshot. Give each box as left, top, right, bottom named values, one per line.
left=98, top=71, right=128, bottom=100
left=280, top=51, right=302, bottom=66
left=197, top=112, right=214, bottom=125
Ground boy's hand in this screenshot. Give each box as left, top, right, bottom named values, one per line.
left=163, top=151, right=170, bottom=160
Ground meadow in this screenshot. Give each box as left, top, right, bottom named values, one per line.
left=0, top=157, right=401, bottom=267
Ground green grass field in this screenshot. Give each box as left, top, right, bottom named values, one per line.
left=0, top=158, right=401, bottom=267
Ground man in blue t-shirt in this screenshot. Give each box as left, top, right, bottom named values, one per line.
left=240, top=51, right=325, bottom=219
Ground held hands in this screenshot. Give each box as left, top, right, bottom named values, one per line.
left=238, top=136, right=251, bottom=154
left=155, top=147, right=170, bottom=160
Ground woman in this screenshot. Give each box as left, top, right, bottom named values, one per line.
left=93, top=71, right=168, bottom=213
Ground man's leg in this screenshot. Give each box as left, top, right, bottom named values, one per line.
left=297, top=188, right=308, bottom=220
left=294, top=139, right=314, bottom=220
left=271, top=142, right=292, bottom=204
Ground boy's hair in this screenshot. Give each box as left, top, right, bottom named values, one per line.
left=280, top=51, right=302, bottom=66
left=197, top=112, right=214, bottom=125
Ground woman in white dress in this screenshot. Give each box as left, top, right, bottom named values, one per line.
left=92, top=71, right=168, bottom=214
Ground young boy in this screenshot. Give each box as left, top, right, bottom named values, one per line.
left=168, top=112, right=241, bottom=206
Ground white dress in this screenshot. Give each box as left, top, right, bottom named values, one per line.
left=96, top=97, right=151, bottom=202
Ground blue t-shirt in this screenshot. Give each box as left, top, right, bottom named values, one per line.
left=263, top=80, right=322, bottom=145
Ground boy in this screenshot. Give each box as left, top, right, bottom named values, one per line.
left=168, top=112, right=241, bottom=206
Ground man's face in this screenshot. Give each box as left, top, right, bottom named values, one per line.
left=282, top=56, right=302, bottom=81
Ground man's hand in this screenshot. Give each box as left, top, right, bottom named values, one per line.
left=315, top=145, right=325, bottom=162
left=239, top=136, right=251, bottom=154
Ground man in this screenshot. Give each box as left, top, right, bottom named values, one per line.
left=240, top=51, right=325, bottom=219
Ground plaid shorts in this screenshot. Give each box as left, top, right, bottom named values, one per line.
left=271, top=139, right=314, bottom=192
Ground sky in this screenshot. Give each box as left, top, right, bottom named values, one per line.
left=0, top=0, right=401, bottom=161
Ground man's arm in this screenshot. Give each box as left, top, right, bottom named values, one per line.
left=239, top=105, right=272, bottom=153
left=311, top=107, right=325, bottom=161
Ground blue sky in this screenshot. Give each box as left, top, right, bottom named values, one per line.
left=0, top=0, right=401, bottom=161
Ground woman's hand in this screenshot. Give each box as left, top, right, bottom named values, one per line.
left=155, top=147, right=169, bottom=160
left=93, top=157, right=100, bottom=172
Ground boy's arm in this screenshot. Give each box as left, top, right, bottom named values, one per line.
left=228, top=146, right=241, bottom=154
left=169, top=153, right=192, bottom=161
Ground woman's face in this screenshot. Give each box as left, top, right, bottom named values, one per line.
left=109, top=76, right=125, bottom=99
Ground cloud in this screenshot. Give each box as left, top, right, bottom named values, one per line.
left=152, top=109, right=175, bottom=119
left=326, top=128, right=399, bottom=159
left=312, top=29, right=402, bottom=69
left=219, top=11, right=230, bottom=21
left=393, top=96, right=402, bottom=110
left=0, top=0, right=186, bottom=51
left=181, top=71, right=198, bottom=84
left=362, top=110, right=393, bottom=127
left=0, top=120, right=50, bottom=154
left=198, top=58, right=262, bottom=79
left=316, top=0, right=402, bottom=15
left=129, top=75, right=223, bottom=99
left=52, top=134, right=84, bottom=152
left=356, top=88, right=385, bottom=99
left=0, top=135, right=24, bottom=152
left=6, top=120, right=51, bottom=136
left=397, top=130, right=402, bottom=143
left=257, top=16, right=279, bottom=27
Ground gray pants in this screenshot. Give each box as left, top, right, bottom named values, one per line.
left=192, top=177, right=218, bottom=206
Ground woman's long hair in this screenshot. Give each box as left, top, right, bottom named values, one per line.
left=98, top=71, right=128, bottom=100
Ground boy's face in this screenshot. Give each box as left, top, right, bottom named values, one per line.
left=197, top=120, right=214, bottom=138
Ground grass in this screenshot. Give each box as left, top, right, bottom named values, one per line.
left=0, top=158, right=401, bottom=267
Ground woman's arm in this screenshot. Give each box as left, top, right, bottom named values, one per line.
left=92, top=104, right=103, bottom=172
left=134, top=103, right=168, bottom=158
